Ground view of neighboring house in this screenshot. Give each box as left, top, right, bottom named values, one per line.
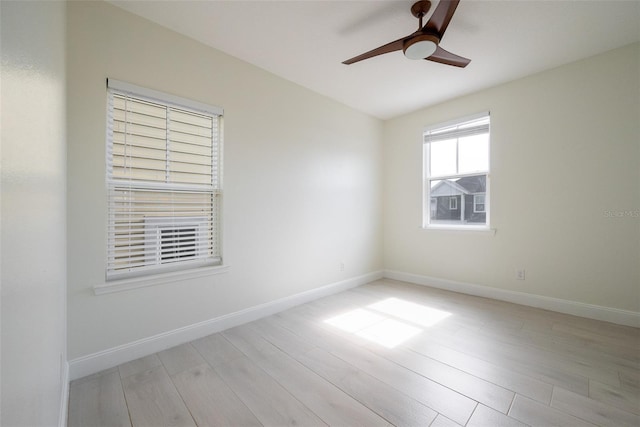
left=430, top=175, right=486, bottom=224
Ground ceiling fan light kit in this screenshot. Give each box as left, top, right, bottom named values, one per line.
left=342, top=0, right=470, bottom=68
left=403, top=34, right=439, bottom=60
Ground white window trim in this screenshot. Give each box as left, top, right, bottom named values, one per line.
left=422, top=112, right=491, bottom=231
left=449, top=197, right=458, bottom=210
left=420, top=225, right=497, bottom=235
left=473, top=194, right=486, bottom=213
left=94, top=264, right=230, bottom=295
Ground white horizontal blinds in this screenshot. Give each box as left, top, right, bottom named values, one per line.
left=169, top=108, right=216, bottom=186
left=111, top=94, right=219, bottom=186
left=112, top=95, right=168, bottom=182
left=424, top=115, right=490, bottom=144
left=107, top=84, right=222, bottom=280
left=107, top=189, right=218, bottom=272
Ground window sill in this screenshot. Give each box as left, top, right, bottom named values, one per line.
left=421, top=225, right=497, bottom=235
left=94, top=264, right=230, bottom=295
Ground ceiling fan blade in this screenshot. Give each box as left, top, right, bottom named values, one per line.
left=342, top=36, right=406, bottom=65
left=426, top=45, right=470, bottom=67
left=423, top=0, right=460, bottom=38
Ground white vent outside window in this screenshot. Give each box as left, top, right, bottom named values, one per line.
left=144, top=216, right=208, bottom=265
left=106, top=80, right=223, bottom=281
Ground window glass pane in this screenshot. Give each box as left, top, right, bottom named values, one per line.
left=428, top=175, right=487, bottom=226
left=429, top=179, right=461, bottom=224
left=429, top=139, right=457, bottom=177
left=458, top=134, right=488, bottom=174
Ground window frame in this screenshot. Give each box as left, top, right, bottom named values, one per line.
left=104, top=79, right=224, bottom=285
left=422, top=112, right=490, bottom=230
left=449, top=197, right=458, bottom=210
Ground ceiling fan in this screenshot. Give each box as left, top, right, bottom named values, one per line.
left=342, top=0, right=470, bottom=67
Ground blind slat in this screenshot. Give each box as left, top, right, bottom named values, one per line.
left=106, top=187, right=220, bottom=276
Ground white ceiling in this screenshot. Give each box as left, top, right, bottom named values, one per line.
left=108, top=0, right=640, bottom=120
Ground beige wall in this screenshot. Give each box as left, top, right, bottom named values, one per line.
left=1, top=1, right=68, bottom=425
left=66, top=1, right=383, bottom=359
left=383, top=43, right=640, bottom=312
left=65, top=0, right=639, bottom=371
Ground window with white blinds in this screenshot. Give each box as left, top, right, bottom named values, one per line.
left=106, top=80, right=223, bottom=281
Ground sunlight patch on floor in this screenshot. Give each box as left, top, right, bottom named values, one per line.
left=323, top=297, right=451, bottom=348
left=369, top=297, right=451, bottom=327
left=355, top=318, right=422, bottom=348
left=323, top=308, right=386, bottom=333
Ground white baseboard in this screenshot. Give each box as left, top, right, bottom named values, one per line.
left=383, top=270, right=640, bottom=328
left=58, top=360, right=69, bottom=427
left=69, top=270, right=383, bottom=380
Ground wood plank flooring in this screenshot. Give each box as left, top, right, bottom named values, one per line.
left=68, top=279, right=640, bottom=426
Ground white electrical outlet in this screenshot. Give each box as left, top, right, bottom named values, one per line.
left=516, top=269, right=526, bottom=280
left=340, top=262, right=345, bottom=272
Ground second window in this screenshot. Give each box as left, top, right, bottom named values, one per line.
left=423, top=113, right=490, bottom=229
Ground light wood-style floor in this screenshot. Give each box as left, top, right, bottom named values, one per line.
left=68, top=279, right=640, bottom=426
